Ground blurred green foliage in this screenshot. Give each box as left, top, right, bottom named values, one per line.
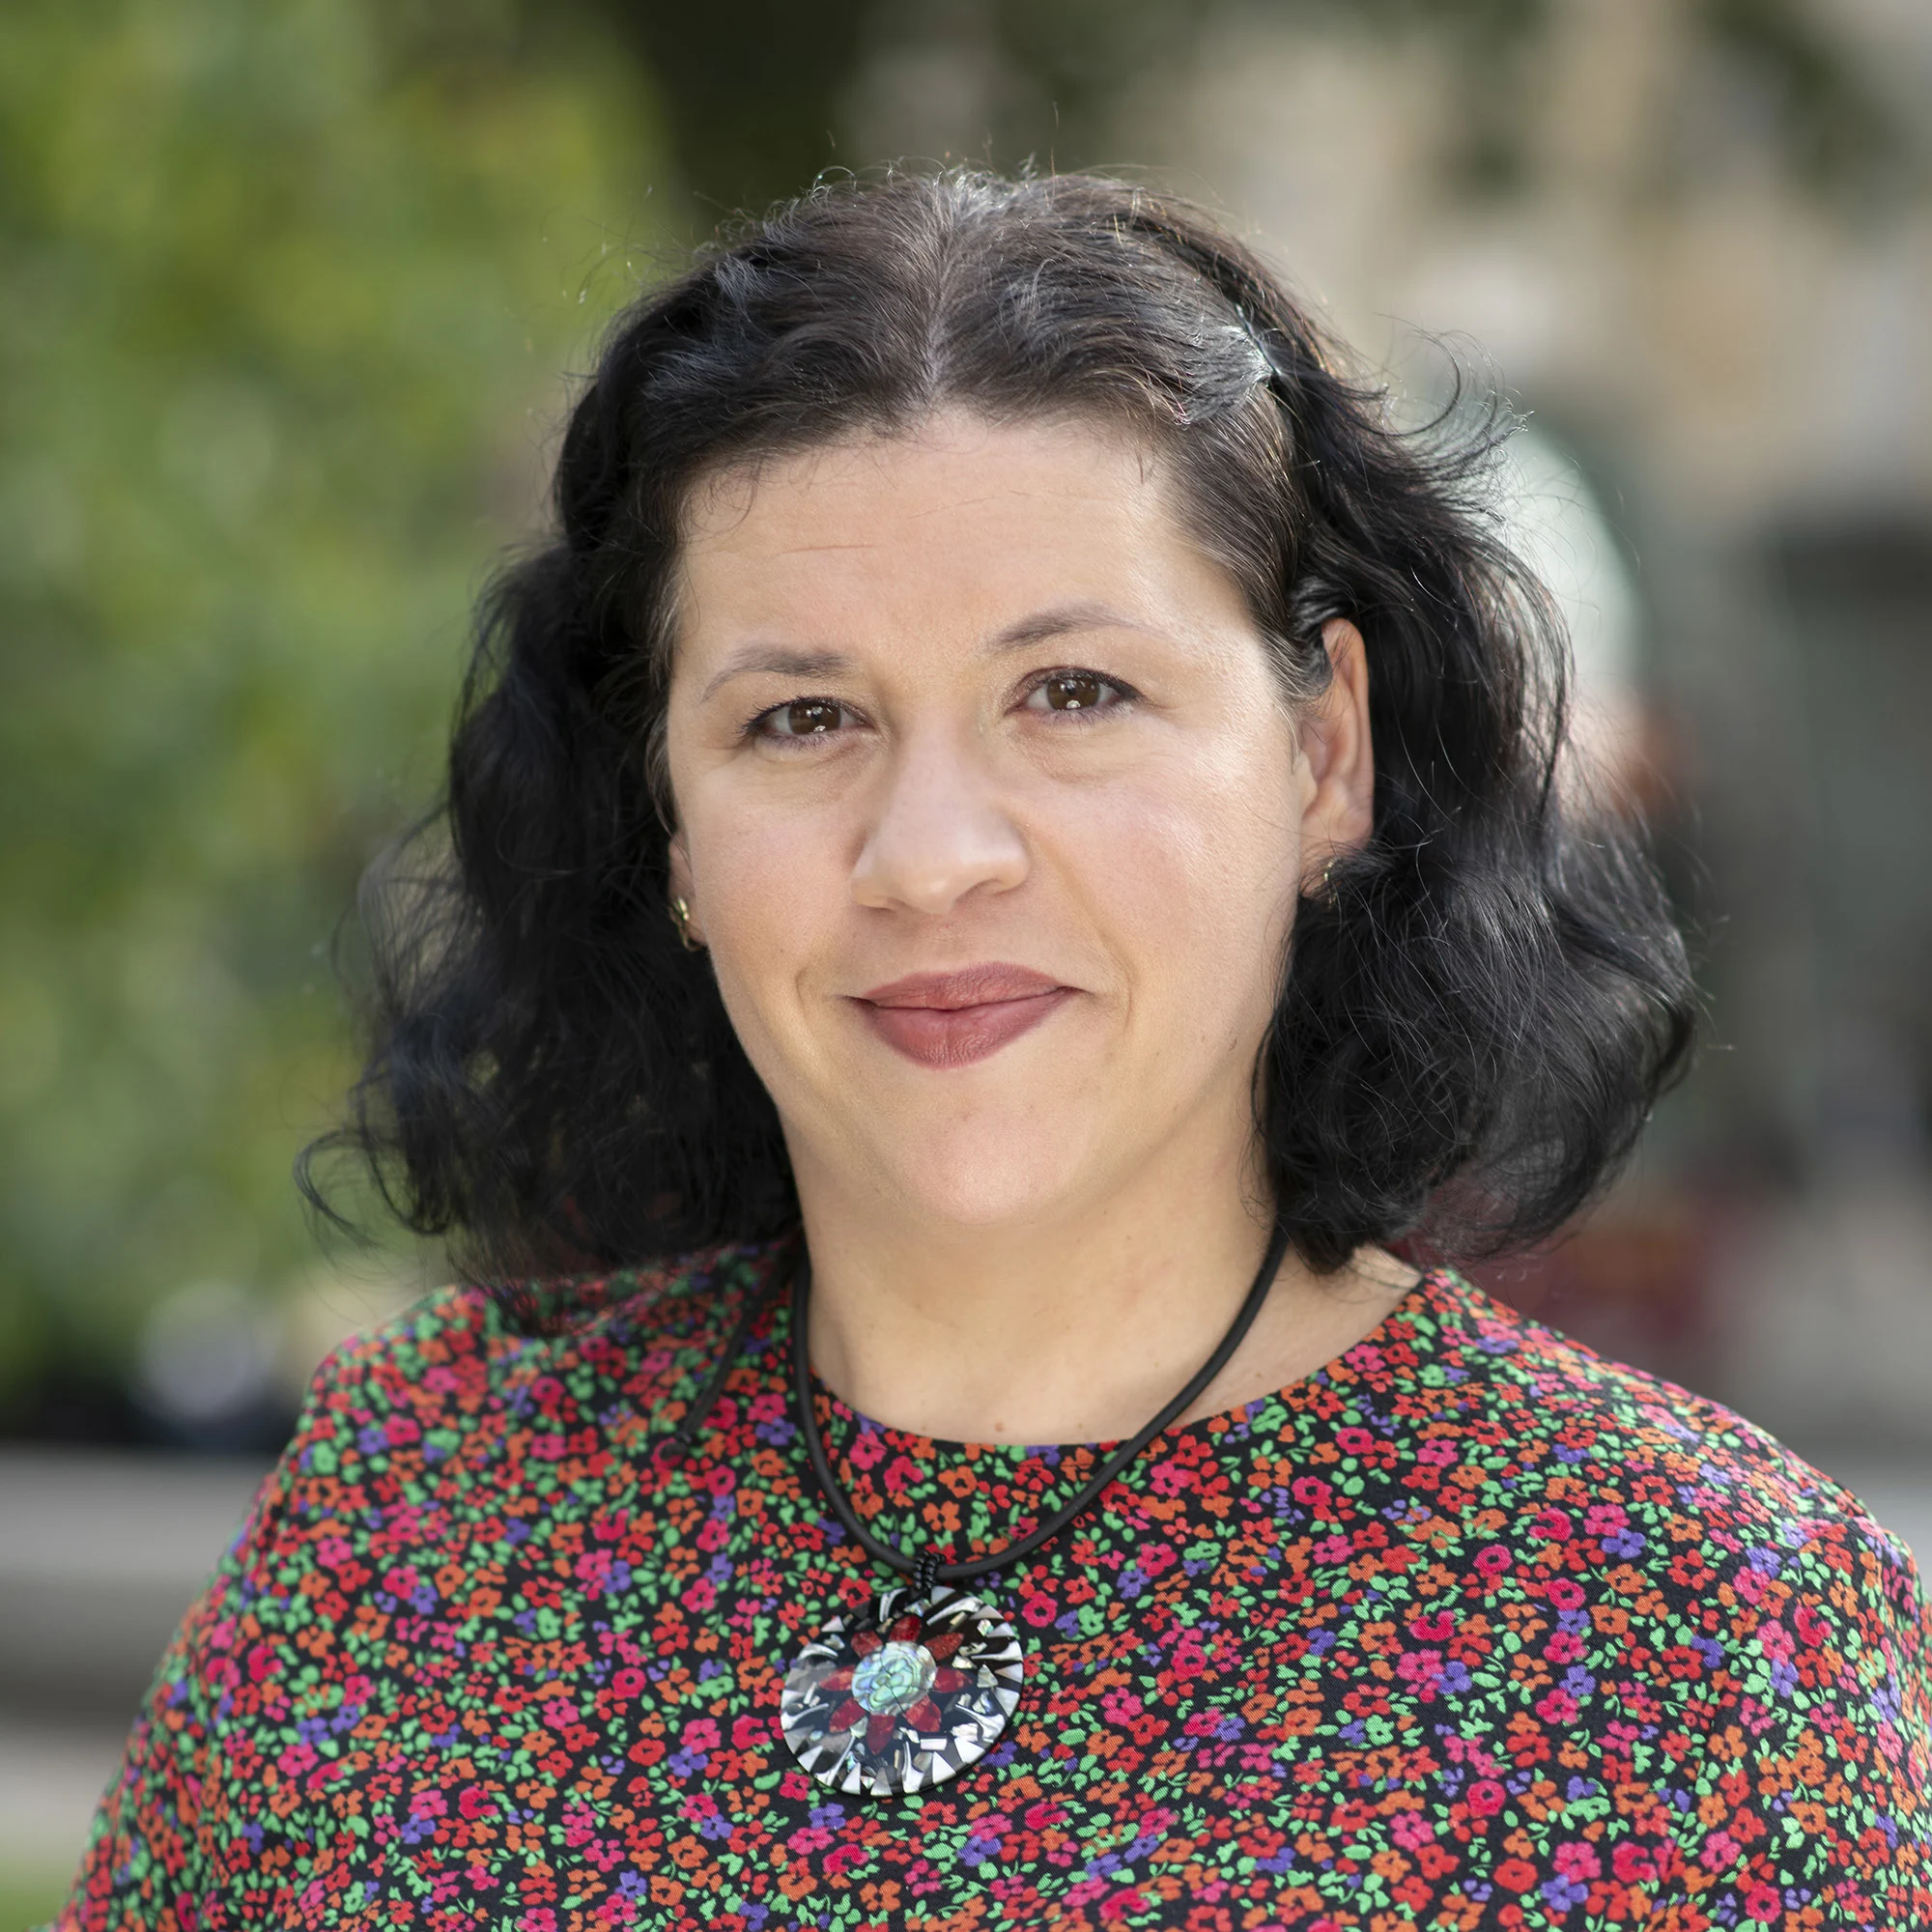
left=4, top=1865, right=70, bottom=1932
left=0, top=0, right=662, bottom=1411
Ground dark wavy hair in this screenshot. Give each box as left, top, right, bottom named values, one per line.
left=302, top=166, right=1695, bottom=1289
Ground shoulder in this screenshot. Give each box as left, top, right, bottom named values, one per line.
left=176, top=1236, right=788, bottom=1644
left=1423, top=1266, right=1932, bottom=1726
left=321, top=1235, right=782, bottom=1383
left=1434, top=1268, right=1922, bottom=1584
left=285, top=1235, right=788, bottom=1487
left=1382, top=1271, right=1932, bottom=1898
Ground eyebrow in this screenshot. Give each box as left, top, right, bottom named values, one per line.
left=986, top=600, right=1148, bottom=652
left=696, top=648, right=850, bottom=705
left=696, top=601, right=1151, bottom=705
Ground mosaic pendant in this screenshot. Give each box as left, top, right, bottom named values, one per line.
left=780, top=1585, right=1023, bottom=1797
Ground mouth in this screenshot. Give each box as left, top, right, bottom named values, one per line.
left=852, top=965, right=1076, bottom=1069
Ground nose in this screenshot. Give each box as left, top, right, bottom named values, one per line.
left=851, top=727, right=1030, bottom=916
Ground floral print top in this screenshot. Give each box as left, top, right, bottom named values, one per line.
left=58, top=1239, right=1932, bottom=1930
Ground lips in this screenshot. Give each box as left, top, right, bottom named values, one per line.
left=853, top=964, right=1075, bottom=1068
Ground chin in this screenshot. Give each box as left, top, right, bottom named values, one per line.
left=863, top=1122, right=1104, bottom=1233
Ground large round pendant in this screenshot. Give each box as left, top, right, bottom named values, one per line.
left=780, top=1585, right=1024, bottom=1797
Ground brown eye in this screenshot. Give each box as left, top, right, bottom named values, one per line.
left=760, top=697, right=849, bottom=738
left=1028, top=671, right=1122, bottom=714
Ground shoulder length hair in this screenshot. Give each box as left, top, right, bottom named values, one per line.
left=303, top=167, right=1695, bottom=1288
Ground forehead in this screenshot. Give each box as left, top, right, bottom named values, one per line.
left=672, top=411, right=1238, bottom=645
left=683, top=409, right=1164, bottom=538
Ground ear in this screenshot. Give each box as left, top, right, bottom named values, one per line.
left=1296, top=617, right=1376, bottom=890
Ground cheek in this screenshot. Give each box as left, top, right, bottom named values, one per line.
left=685, top=790, right=849, bottom=1010
left=1066, top=743, right=1302, bottom=985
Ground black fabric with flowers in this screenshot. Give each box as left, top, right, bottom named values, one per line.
left=58, top=1240, right=1932, bottom=1930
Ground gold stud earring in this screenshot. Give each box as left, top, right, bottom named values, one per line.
left=1321, top=857, right=1339, bottom=906
left=668, top=894, right=703, bottom=952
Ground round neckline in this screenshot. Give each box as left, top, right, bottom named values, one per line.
left=800, top=1264, right=1452, bottom=1463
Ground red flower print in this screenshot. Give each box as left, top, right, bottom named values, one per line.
left=57, top=1248, right=1932, bottom=1932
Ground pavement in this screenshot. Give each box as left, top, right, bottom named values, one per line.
left=3, top=1443, right=1929, bottom=1907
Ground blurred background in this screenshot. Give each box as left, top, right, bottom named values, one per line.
left=3, top=0, right=1929, bottom=1914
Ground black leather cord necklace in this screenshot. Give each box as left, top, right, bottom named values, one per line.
left=777, top=1219, right=1294, bottom=1797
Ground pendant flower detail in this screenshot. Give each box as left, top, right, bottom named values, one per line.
left=780, top=1585, right=1024, bottom=1796
left=829, top=1612, right=966, bottom=1751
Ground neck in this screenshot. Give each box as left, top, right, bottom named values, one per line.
left=786, top=1136, right=1415, bottom=1446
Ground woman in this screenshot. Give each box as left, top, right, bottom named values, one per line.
left=61, top=170, right=1931, bottom=1930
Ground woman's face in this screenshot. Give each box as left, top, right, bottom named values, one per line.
left=665, top=410, right=1367, bottom=1236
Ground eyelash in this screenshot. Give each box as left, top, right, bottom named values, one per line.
left=742, top=668, right=1141, bottom=744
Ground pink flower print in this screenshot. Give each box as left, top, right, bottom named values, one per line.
left=1534, top=1688, right=1579, bottom=1724
left=1396, top=1649, right=1446, bottom=1699
left=1699, top=1830, right=1740, bottom=1870
left=1553, top=1842, right=1602, bottom=1881
left=1148, top=1455, right=1194, bottom=1498
left=1390, top=1810, right=1435, bottom=1852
